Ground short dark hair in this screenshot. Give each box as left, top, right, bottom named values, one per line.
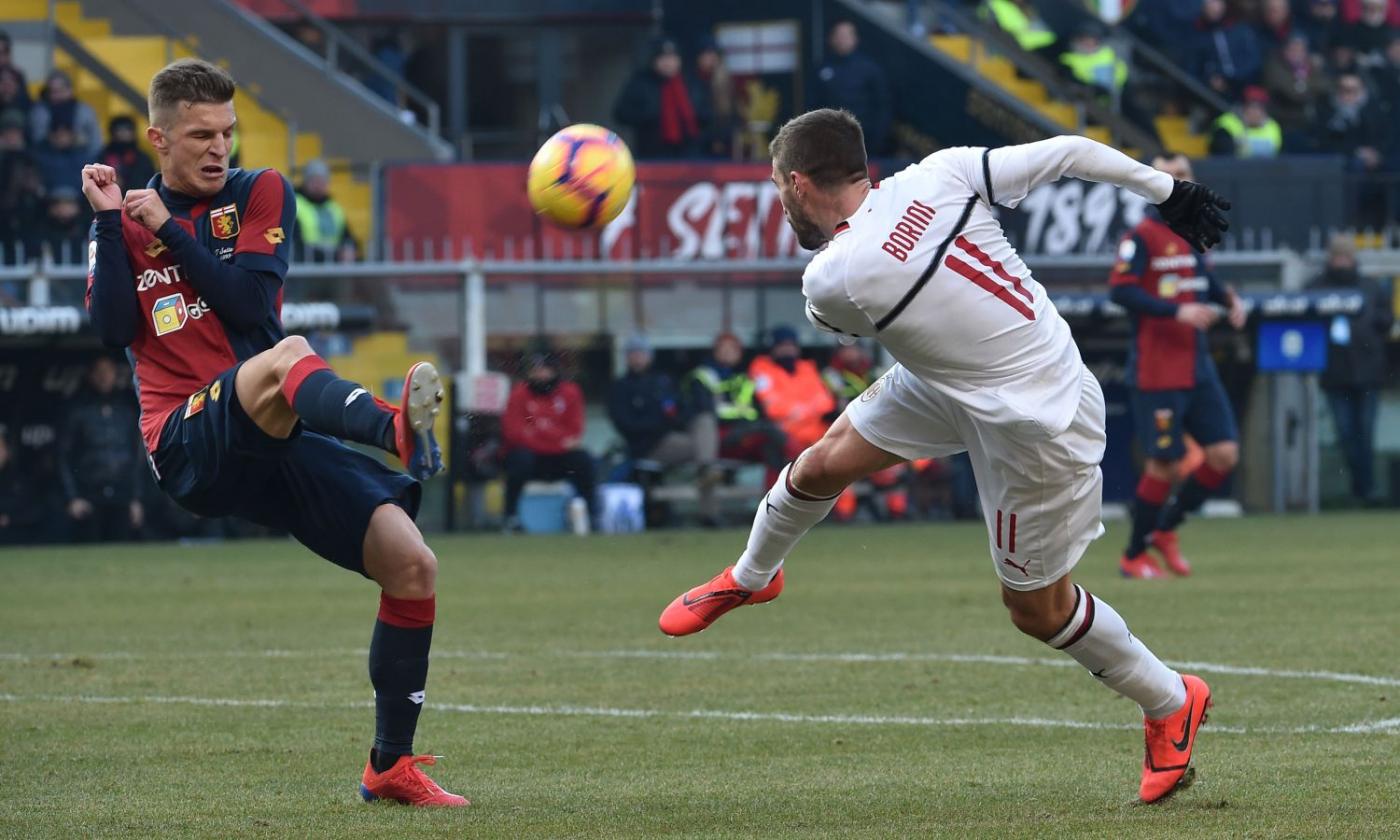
left=770, top=108, right=867, bottom=189
left=148, top=58, right=235, bottom=127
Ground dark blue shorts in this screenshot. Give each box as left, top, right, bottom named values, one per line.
left=151, top=364, right=420, bottom=575
left=1130, top=372, right=1239, bottom=462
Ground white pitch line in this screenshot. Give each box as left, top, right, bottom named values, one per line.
left=4, top=647, right=1399, bottom=689
left=0, top=691, right=1394, bottom=736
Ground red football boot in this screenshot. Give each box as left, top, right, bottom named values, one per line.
left=1149, top=531, right=1192, bottom=576
left=658, top=566, right=784, bottom=637
left=360, top=754, right=469, bottom=807
left=1119, top=552, right=1165, bottom=579
left=1140, top=674, right=1212, bottom=803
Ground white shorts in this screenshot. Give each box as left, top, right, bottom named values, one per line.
left=845, top=364, right=1107, bottom=591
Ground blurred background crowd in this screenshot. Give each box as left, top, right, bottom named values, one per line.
left=0, top=0, right=1395, bottom=543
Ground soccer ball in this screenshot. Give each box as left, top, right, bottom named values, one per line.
left=526, top=124, right=635, bottom=230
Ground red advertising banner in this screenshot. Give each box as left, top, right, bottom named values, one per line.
left=383, top=161, right=839, bottom=262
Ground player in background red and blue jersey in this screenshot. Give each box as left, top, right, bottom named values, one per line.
left=81, top=59, right=466, bottom=806
left=1108, top=153, right=1246, bottom=579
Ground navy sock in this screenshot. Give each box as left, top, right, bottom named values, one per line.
left=281, top=356, right=395, bottom=452
left=369, top=593, right=434, bottom=770
left=1158, top=463, right=1229, bottom=532
left=1127, top=474, right=1171, bottom=556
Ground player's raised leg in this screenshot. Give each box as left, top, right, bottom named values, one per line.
left=1002, top=576, right=1210, bottom=802
left=357, top=503, right=468, bottom=807
left=658, top=413, right=902, bottom=636
left=233, top=335, right=445, bottom=479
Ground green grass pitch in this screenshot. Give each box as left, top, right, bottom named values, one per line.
left=2, top=514, right=1398, bottom=838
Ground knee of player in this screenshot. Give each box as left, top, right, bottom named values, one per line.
left=790, top=443, right=842, bottom=495
left=1205, top=443, right=1239, bottom=473
left=272, top=335, right=315, bottom=378
left=390, top=542, right=438, bottom=597
left=1002, top=596, right=1064, bottom=642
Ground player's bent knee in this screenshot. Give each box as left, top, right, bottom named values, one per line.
left=270, top=335, right=314, bottom=380
left=383, top=542, right=437, bottom=599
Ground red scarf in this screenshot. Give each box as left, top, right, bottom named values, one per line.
left=659, top=75, right=698, bottom=146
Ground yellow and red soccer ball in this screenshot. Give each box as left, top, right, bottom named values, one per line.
left=526, top=124, right=635, bottom=230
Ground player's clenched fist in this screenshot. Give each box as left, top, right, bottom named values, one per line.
left=81, top=164, right=123, bottom=213
left=124, top=188, right=172, bottom=233
left=1175, top=302, right=1220, bottom=330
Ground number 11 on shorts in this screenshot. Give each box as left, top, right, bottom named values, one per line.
left=996, top=509, right=1018, bottom=553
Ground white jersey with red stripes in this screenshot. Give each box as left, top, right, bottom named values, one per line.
left=803, top=136, right=1173, bottom=436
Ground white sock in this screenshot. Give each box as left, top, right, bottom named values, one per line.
left=1046, top=584, right=1186, bottom=720
left=731, top=462, right=839, bottom=591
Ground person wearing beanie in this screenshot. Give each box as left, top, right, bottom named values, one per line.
left=748, top=325, right=834, bottom=460
left=98, top=115, right=157, bottom=190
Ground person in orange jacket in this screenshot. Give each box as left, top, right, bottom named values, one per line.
left=748, top=325, right=834, bottom=460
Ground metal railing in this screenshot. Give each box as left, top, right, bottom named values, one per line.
left=240, top=0, right=442, bottom=140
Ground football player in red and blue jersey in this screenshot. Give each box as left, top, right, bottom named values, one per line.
left=81, top=58, right=467, bottom=806
left=1108, top=153, right=1246, bottom=579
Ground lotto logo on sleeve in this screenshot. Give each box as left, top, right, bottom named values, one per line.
left=210, top=204, right=240, bottom=239
left=151, top=292, right=188, bottom=336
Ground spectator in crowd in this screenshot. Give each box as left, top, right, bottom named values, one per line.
left=1127, top=0, right=1204, bottom=66
left=813, top=20, right=892, bottom=156
left=58, top=356, right=145, bottom=543
left=1342, top=0, right=1399, bottom=60
left=983, top=0, right=1058, bottom=53
left=1257, top=0, right=1298, bottom=52
left=1262, top=33, right=1330, bottom=132
left=364, top=33, right=408, bottom=106
left=1339, top=0, right=1400, bottom=23
left=1300, top=0, right=1343, bottom=54
left=97, top=115, right=156, bottom=190
left=29, top=70, right=100, bottom=158
left=294, top=158, right=357, bottom=263
left=607, top=334, right=722, bottom=524
left=1316, top=235, right=1393, bottom=504
left=501, top=353, right=595, bottom=532
left=1374, top=32, right=1400, bottom=104
left=1190, top=0, right=1264, bottom=95
left=694, top=37, right=735, bottom=159
left=0, top=108, right=42, bottom=267
left=748, top=325, right=834, bottom=460
left=613, top=37, right=709, bottom=159
left=683, top=332, right=788, bottom=486
left=0, top=430, right=46, bottom=545
left=1060, top=21, right=1128, bottom=95
left=36, top=185, right=89, bottom=268
left=1314, top=72, right=1389, bottom=166
left=0, top=31, right=30, bottom=114
left=33, top=114, right=86, bottom=194
left=1210, top=85, right=1284, bottom=156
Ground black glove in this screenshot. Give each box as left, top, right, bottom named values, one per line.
left=1156, top=180, right=1231, bottom=253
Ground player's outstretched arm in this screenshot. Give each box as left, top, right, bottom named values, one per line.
left=984, top=136, right=1229, bottom=252
left=82, top=164, right=140, bottom=348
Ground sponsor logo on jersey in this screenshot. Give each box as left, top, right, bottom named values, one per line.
left=1149, top=254, right=1199, bottom=272
left=151, top=292, right=188, bottom=336
left=263, top=226, right=285, bottom=245
left=880, top=199, right=937, bottom=263
left=210, top=380, right=222, bottom=402
left=1154, top=409, right=1173, bottom=431
left=144, top=238, right=168, bottom=258
left=185, top=386, right=208, bottom=418
left=137, top=264, right=185, bottom=292
left=210, top=204, right=240, bottom=239
left=408, top=691, right=426, bottom=705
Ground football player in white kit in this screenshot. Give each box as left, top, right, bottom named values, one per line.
left=658, top=109, right=1232, bottom=804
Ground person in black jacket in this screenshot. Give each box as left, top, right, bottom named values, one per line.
left=607, top=335, right=721, bottom=523
left=613, top=37, right=710, bottom=159
left=1316, top=235, right=1394, bottom=503
left=58, top=356, right=146, bottom=542
left=812, top=20, right=892, bottom=156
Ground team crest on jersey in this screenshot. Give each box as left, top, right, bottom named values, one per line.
left=145, top=238, right=168, bottom=258
left=210, top=204, right=240, bottom=239
left=152, top=292, right=188, bottom=336
left=861, top=374, right=889, bottom=402
left=1154, top=409, right=1174, bottom=431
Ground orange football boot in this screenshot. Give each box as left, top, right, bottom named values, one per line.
left=373, top=362, right=444, bottom=481
left=1119, top=552, right=1165, bottom=579
left=658, top=566, right=784, bottom=637
left=1149, top=531, right=1192, bottom=576
left=360, top=754, right=469, bottom=807
left=1140, top=674, right=1212, bottom=803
